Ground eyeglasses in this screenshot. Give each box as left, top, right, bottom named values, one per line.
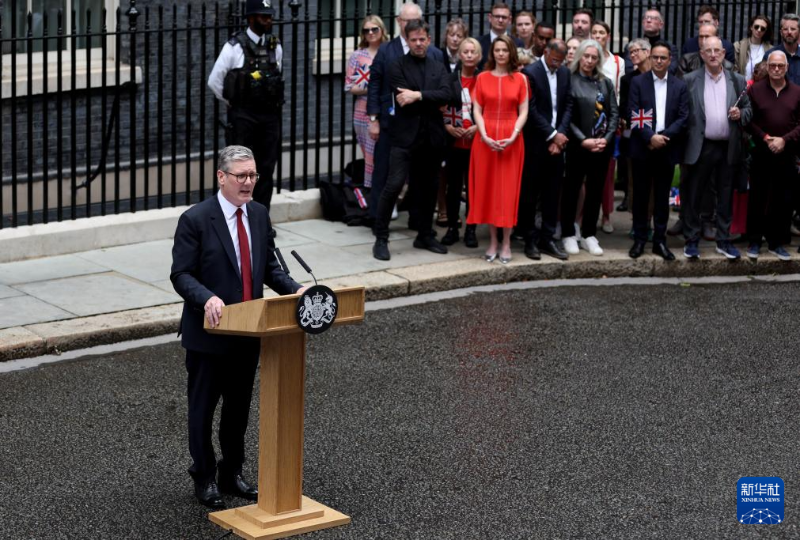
left=491, top=14, right=510, bottom=20
left=704, top=48, right=724, bottom=55
left=362, top=26, right=381, bottom=34
left=223, top=171, right=259, bottom=183
left=643, top=15, right=661, bottom=22
left=628, top=47, right=642, bottom=54
left=651, top=55, right=669, bottom=61
left=768, top=63, right=787, bottom=69
left=753, top=24, right=767, bottom=31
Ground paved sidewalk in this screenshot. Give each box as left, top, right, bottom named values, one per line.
left=0, top=206, right=798, bottom=360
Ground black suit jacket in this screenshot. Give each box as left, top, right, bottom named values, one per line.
left=628, top=73, right=689, bottom=165
left=170, top=195, right=301, bottom=355
left=522, top=60, right=572, bottom=153
left=477, top=33, right=524, bottom=70
left=367, top=37, right=444, bottom=128
left=386, top=53, right=452, bottom=149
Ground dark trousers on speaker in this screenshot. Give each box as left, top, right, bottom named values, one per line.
left=186, top=348, right=258, bottom=483
left=228, top=108, right=280, bottom=209
left=632, top=148, right=674, bottom=244
left=747, top=146, right=795, bottom=249
left=374, top=141, right=441, bottom=240
left=562, top=144, right=612, bottom=239
left=445, top=146, right=471, bottom=228
left=683, top=139, right=734, bottom=242
left=518, top=148, right=563, bottom=244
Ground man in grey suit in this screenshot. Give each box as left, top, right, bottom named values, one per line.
left=682, top=37, right=751, bottom=260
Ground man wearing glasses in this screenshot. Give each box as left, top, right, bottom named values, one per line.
left=171, top=145, right=306, bottom=509
left=681, top=5, right=735, bottom=63
left=624, top=9, right=679, bottom=75
left=681, top=37, right=751, bottom=260
left=745, top=51, right=800, bottom=260
left=477, top=2, right=523, bottom=70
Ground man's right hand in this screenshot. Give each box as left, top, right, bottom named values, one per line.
left=368, top=120, right=380, bottom=141
left=204, top=296, right=225, bottom=328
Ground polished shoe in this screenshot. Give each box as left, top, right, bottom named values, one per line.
left=195, top=480, right=225, bottom=509
left=484, top=251, right=498, bottom=263
left=413, top=234, right=447, bottom=254
left=652, top=242, right=675, bottom=261
left=683, top=241, right=700, bottom=259
left=464, top=225, right=478, bottom=248
left=524, top=241, right=541, bottom=260
left=667, top=219, right=683, bottom=237
left=629, top=241, right=646, bottom=259
left=219, top=473, right=258, bottom=501
left=373, top=238, right=390, bottom=261
left=499, top=255, right=512, bottom=264
left=538, top=239, right=568, bottom=260
left=702, top=222, right=716, bottom=242
left=441, top=227, right=459, bottom=246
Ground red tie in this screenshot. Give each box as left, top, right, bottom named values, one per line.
left=236, top=208, right=253, bottom=301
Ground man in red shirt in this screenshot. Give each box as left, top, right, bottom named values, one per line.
left=745, top=50, right=800, bottom=260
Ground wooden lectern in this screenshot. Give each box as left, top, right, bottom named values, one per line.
left=204, top=286, right=365, bottom=540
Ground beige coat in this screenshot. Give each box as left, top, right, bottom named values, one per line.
left=733, top=37, right=772, bottom=77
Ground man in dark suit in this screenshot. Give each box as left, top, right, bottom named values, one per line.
left=519, top=39, right=571, bottom=261
left=682, top=36, right=751, bottom=260
left=628, top=42, right=689, bottom=261
left=681, top=5, right=735, bottom=63
left=624, top=8, right=679, bottom=75
left=372, top=19, right=452, bottom=261
left=170, top=145, right=305, bottom=509
left=477, top=2, right=523, bottom=70
left=367, top=3, right=444, bottom=220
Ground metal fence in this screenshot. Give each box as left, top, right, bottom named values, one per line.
left=0, top=0, right=793, bottom=228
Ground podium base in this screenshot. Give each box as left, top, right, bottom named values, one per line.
left=209, top=496, right=350, bottom=540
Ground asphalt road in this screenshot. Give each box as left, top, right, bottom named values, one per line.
left=0, top=280, right=798, bottom=539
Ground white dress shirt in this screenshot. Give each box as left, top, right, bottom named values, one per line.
left=207, top=27, right=284, bottom=105
left=217, top=190, right=253, bottom=274
left=541, top=57, right=559, bottom=140
left=400, top=35, right=409, bottom=55
left=653, top=71, right=668, bottom=133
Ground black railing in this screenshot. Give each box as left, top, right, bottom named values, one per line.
left=0, top=0, right=793, bottom=228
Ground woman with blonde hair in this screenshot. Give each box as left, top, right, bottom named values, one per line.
left=344, top=15, right=388, bottom=188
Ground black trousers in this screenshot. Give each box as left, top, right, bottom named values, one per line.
left=747, top=146, right=795, bottom=249
left=683, top=139, right=734, bottom=242
left=518, top=147, right=564, bottom=244
left=562, top=143, right=612, bottom=239
left=186, top=348, right=258, bottom=483
left=445, top=146, right=471, bottom=228
left=369, top=129, right=392, bottom=218
left=632, top=149, right=674, bottom=244
left=374, top=141, right=442, bottom=240
left=228, top=108, right=280, bottom=209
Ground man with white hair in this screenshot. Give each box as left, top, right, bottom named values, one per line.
left=744, top=50, right=800, bottom=260
left=367, top=2, right=444, bottom=223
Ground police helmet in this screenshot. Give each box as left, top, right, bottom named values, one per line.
left=245, top=0, right=275, bottom=17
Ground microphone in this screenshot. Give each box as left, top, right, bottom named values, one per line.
left=291, top=250, right=317, bottom=286
left=274, top=248, right=290, bottom=275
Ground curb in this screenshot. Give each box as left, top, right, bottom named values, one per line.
left=2, top=253, right=798, bottom=362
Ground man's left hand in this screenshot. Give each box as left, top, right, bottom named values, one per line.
left=767, top=136, right=786, bottom=154
left=728, top=106, right=741, bottom=121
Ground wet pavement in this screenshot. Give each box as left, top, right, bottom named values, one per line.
left=0, top=280, right=798, bottom=539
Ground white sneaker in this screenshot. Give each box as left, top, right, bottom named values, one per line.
left=391, top=205, right=399, bottom=220
left=580, top=235, right=604, bottom=256
left=574, top=222, right=582, bottom=240
left=601, top=220, right=614, bottom=234
left=563, top=236, right=579, bottom=254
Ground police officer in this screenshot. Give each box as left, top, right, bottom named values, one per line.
left=208, top=0, right=283, bottom=215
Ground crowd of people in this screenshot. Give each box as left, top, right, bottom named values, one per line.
left=343, top=2, right=800, bottom=263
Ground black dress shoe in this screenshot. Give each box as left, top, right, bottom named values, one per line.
left=524, top=241, right=541, bottom=260
left=463, top=225, right=478, bottom=248
left=441, top=227, right=459, bottom=246
left=629, top=241, right=646, bottom=259
left=538, top=239, right=568, bottom=260
left=373, top=238, right=390, bottom=261
left=219, top=473, right=258, bottom=501
left=616, top=196, right=629, bottom=212
left=413, top=234, right=448, bottom=254
left=195, top=480, right=225, bottom=509
left=653, top=242, right=676, bottom=261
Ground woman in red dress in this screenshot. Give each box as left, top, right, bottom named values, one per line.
left=467, top=34, right=529, bottom=264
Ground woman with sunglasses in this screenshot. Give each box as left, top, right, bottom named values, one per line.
left=734, top=15, right=773, bottom=81
left=345, top=15, right=389, bottom=188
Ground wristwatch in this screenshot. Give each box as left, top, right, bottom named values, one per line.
left=369, top=115, right=377, bottom=122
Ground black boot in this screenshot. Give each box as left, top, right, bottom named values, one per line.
left=441, top=227, right=460, bottom=246
left=464, top=225, right=478, bottom=248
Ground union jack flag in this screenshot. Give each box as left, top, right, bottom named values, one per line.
left=442, top=106, right=461, bottom=127
left=630, top=108, right=653, bottom=130
left=354, top=65, right=370, bottom=86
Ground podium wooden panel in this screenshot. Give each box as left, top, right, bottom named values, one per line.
left=204, top=286, right=365, bottom=539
